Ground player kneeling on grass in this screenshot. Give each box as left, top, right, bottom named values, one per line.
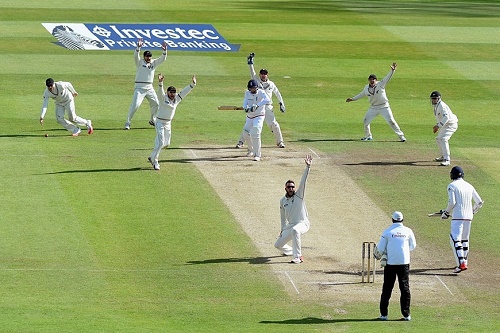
left=40, top=78, right=93, bottom=136
left=274, top=155, right=312, bottom=264
left=148, top=73, right=196, bottom=171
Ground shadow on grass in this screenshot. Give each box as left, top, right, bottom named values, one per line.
left=41, top=167, right=143, bottom=174
left=343, top=160, right=434, bottom=167
left=295, top=138, right=359, bottom=143
left=260, top=317, right=381, bottom=324
left=322, top=266, right=456, bottom=278
left=185, top=256, right=284, bottom=265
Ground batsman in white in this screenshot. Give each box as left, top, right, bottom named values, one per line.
left=346, top=62, right=406, bottom=142
left=274, top=155, right=312, bottom=264
left=430, top=91, right=458, bottom=166
left=236, top=53, right=286, bottom=149
left=242, top=79, right=271, bottom=161
left=440, top=166, right=483, bottom=273
left=124, top=38, right=167, bottom=130
left=40, top=78, right=93, bottom=136
left=374, top=211, right=416, bottom=321
left=148, top=73, right=196, bottom=171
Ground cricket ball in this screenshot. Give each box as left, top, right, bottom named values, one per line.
left=44, top=133, right=49, bottom=137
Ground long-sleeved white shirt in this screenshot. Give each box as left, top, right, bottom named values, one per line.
left=154, top=83, right=195, bottom=121
left=249, top=64, right=284, bottom=106
left=445, top=178, right=483, bottom=220
left=351, top=69, right=395, bottom=108
left=280, top=165, right=310, bottom=230
left=376, top=222, right=416, bottom=265
left=134, top=49, right=167, bottom=88
left=40, top=81, right=77, bottom=118
left=434, top=100, right=458, bottom=128
left=242, top=89, right=270, bottom=118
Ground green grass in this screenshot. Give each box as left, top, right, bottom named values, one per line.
left=0, top=0, right=499, bottom=332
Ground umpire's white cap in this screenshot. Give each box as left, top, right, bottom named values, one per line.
left=392, top=211, right=404, bottom=222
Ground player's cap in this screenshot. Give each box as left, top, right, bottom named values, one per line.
left=430, top=91, right=441, bottom=98
left=143, top=50, right=152, bottom=57
left=45, top=78, right=54, bottom=86
left=368, top=74, right=377, bottom=80
left=247, top=79, right=259, bottom=89
left=167, top=86, right=176, bottom=93
left=450, top=166, right=464, bottom=180
left=259, top=68, right=268, bottom=75
left=392, top=211, right=404, bottom=222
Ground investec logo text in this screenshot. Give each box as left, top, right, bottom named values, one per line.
left=42, top=23, right=240, bottom=52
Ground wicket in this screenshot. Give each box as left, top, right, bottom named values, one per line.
left=362, top=241, right=376, bottom=283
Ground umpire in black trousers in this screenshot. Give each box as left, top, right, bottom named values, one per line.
left=374, top=211, right=417, bottom=321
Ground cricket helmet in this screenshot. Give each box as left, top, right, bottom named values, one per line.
left=143, top=50, right=152, bottom=57
left=259, top=68, right=268, bottom=75
left=368, top=74, right=377, bottom=80
left=430, top=91, right=441, bottom=99
left=167, top=86, right=176, bottom=93
left=392, top=211, right=404, bottom=222
left=450, top=166, right=464, bottom=180
left=45, top=78, right=55, bottom=87
left=247, top=79, right=259, bottom=89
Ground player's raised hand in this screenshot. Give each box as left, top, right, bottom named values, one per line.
left=391, top=62, right=397, bottom=70
left=305, top=154, right=312, bottom=166
left=158, top=73, right=164, bottom=83
left=137, top=38, right=143, bottom=48
left=192, top=75, right=197, bottom=86
left=162, top=41, right=167, bottom=51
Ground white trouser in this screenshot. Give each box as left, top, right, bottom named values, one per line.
left=274, top=222, right=310, bottom=258
left=436, top=123, right=458, bottom=160
left=150, top=119, right=172, bottom=164
left=363, top=106, right=404, bottom=138
left=449, top=219, right=471, bottom=266
left=238, top=105, right=283, bottom=144
left=127, top=86, right=159, bottom=123
left=243, top=115, right=265, bottom=158
left=55, top=102, right=89, bottom=134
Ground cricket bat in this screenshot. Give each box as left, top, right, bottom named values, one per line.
left=427, top=211, right=443, bottom=217
left=218, top=105, right=244, bottom=110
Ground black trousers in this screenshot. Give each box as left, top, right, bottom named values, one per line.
left=379, top=264, right=411, bottom=318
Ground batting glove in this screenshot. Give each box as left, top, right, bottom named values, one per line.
left=279, top=102, right=286, bottom=113
left=441, top=210, right=450, bottom=219
left=247, top=52, right=254, bottom=65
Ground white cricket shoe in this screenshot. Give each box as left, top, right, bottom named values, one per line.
left=435, top=156, right=445, bottom=162
left=440, top=160, right=450, bottom=166
left=124, top=122, right=130, bottom=130
left=246, top=151, right=254, bottom=157
left=253, top=156, right=261, bottom=162
left=72, top=128, right=81, bottom=136
left=361, top=136, right=373, bottom=141
left=235, top=141, right=244, bottom=149
left=401, top=316, right=411, bottom=321
left=290, top=256, right=303, bottom=264
left=277, top=141, right=285, bottom=148
left=87, top=120, right=93, bottom=134
left=378, top=315, right=388, bottom=321
left=399, top=135, right=406, bottom=142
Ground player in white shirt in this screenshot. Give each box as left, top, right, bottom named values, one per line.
left=375, top=211, right=416, bottom=321
left=274, top=155, right=312, bottom=263
left=430, top=91, right=459, bottom=166
left=125, top=38, right=167, bottom=130
left=441, top=166, right=483, bottom=273
left=236, top=53, right=286, bottom=149
left=148, top=74, right=196, bottom=171
left=40, top=78, right=93, bottom=136
left=242, top=79, right=271, bottom=161
left=346, top=63, right=406, bottom=142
